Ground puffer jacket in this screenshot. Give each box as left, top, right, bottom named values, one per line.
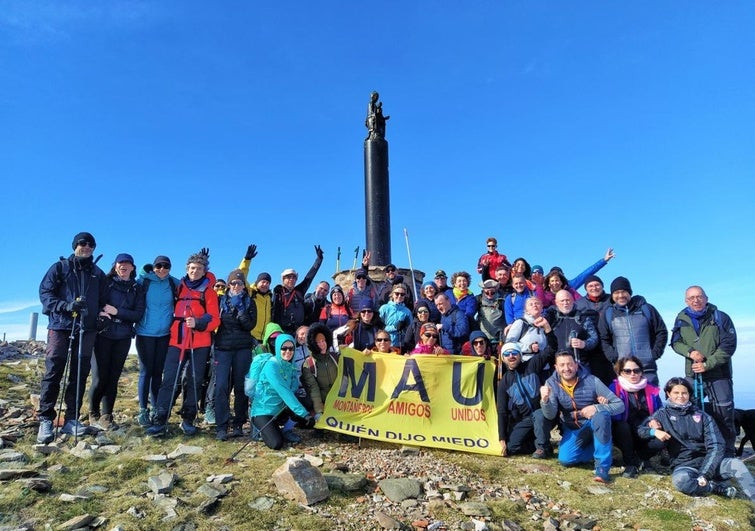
left=101, top=276, right=145, bottom=340
left=251, top=334, right=309, bottom=418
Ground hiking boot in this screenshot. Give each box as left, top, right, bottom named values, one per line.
left=532, top=448, right=550, bottom=459
left=230, top=426, right=243, bottom=438
left=37, top=418, right=54, bottom=444
left=216, top=429, right=228, bottom=442
left=622, top=465, right=639, bottom=479
left=100, top=414, right=117, bottom=430
left=136, top=408, right=150, bottom=427
left=146, top=424, right=167, bottom=437
left=711, top=482, right=737, bottom=499
left=62, top=419, right=87, bottom=437
left=204, top=406, right=216, bottom=426
left=180, top=420, right=198, bottom=436
left=593, top=468, right=611, bottom=483
left=282, top=429, right=301, bottom=443
left=88, top=413, right=100, bottom=427
left=251, top=426, right=262, bottom=441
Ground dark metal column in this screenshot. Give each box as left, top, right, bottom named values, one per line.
left=364, top=91, right=391, bottom=266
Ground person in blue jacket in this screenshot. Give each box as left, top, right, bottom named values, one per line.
left=251, top=334, right=315, bottom=449
left=134, top=255, right=180, bottom=426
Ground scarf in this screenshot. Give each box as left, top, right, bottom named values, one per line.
left=453, top=287, right=469, bottom=301
left=184, top=276, right=206, bottom=290
left=684, top=306, right=708, bottom=334
left=618, top=375, right=647, bottom=392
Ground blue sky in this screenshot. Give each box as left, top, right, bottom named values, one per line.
left=1, top=2, right=753, bottom=402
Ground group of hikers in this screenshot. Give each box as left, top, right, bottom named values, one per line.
left=36, top=232, right=753, bottom=502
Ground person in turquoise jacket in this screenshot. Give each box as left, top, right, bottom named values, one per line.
left=251, top=334, right=314, bottom=449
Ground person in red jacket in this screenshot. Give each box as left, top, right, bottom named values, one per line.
left=146, top=249, right=220, bottom=437
left=476, top=237, right=511, bottom=281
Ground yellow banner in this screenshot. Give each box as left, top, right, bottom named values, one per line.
left=317, top=348, right=501, bottom=456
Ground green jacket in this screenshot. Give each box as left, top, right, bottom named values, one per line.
left=671, top=304, right=736, bottom=380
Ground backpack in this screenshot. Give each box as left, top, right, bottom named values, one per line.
left=244, top=352, right=274, bottom=401
left=141, top=276, right=178, bottom=303
left=304, top=350, right=339, bottom=379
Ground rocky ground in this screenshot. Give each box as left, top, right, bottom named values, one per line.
left=0, top=340, right=752, bottom=531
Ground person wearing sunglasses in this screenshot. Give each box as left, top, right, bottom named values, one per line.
left=134, top=255, right=179, bottom=427
left=607, top=356, right=663, bottom=478
left=352, top=301, right=384, bottom=351
left=410, top=323, right=447, bottom=355
left=378, top=286, right=413, bottom=348
left=496, top=341, right=556, bottom=458
left=37, top=231, right=108, bottom=443
left=402, top=301, right=432, bottom=353
left=414, top=282, right=441, bottom=324
left=251, top=334, right=315, bottom=449
left=365, top=330, right=400, bottom=355
left=476, top=237, right=511, bottom=282
left=212, top=270, right=257, bottom=441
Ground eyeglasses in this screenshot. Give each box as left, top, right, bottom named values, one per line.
left=417, top=309, right=429, bottom=314
left=375, top=337, right=390, bottom=342
left=393, top=292, right=406, bottom=297
left=360, top=309, right=374, bottom=314
left=621, top=368, right=643, bottom=375
left=423, top=333, right=439, bottom=339
left=214, top=283, right=226, bottom=289
left=229, top=281, right=244, bottom=286
left=154, top=263, right=171, bottom=270
left=472, top=339, right=486, bottom=345
left=76, top=240, right=95, bottom=248
left=283, top=274, right=297, bottom=280
left=686, top=295, right=706, bottom=301
left=502, top=350, right=520, bottom=357
left=280, top=346, right=295, bottom=352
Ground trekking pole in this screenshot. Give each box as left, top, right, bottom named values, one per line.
left=186, top=306, right=200, bottom=423
left=224, top=407, right=286, bottom=464
left=54, top=313, right=78, bottom=440
left=403, top=228, right=419, bottom=302
left=569, top=330, right=579, bottom=364
left=351, top=246, right=360, bottom=272
left=336, top=246, right=341, bottom=273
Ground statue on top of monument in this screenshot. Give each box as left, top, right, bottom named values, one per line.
left=365, top=91, right=389, bottom=141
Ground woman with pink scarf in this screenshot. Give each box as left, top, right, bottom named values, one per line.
left=608, top=356, right=663, bottom=479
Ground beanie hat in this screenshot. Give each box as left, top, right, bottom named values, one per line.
left=227, top=269, right=247, bottom=285
left=610, top=276, right=632, bottom=295
left=114, top=253, right=134, bottom=265
left=531, top=264, right=544, bottom=275
left=584, top=275, right=603, bottom=287
left=421, top=323, right=438, bottom=334
left=153, top=255, right=171, bottom=267
left=501, top=342, right=522, bottom=355
left=469, top=330, right=487, bottom=343
left=359, top=300, right=375, bottom=312
left=72, top=232, right=96, bottom=250
left=330, top=285, right=344, bottom=300
left=256, top=272, right=272, bottom=283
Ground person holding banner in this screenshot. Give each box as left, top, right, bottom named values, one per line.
left=410, top=323, right=448, bottom=355
left=301, top=324, right=340, bottom=420
left=540, top=350, right=624, bottom=483
left=497, top=339, right=556, bottom=458
left=364, top=330, right=400, bottom=355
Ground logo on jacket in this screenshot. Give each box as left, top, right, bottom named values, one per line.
left=693, top=413, right=702, bottom=423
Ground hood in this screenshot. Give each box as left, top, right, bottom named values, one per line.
left=262, top=322, right=284, bottom=349
left=307, top=322, right=333, bottom=355
left=274, top=334, right=296, bottom=362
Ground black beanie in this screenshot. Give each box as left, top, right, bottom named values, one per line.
left=610, top=276, right=632, bottom=295
left=584, top=275, right=603, bottom=287
left=256, top=272, right=272, bottom=283
left=72, top=232, right=96, bottom=250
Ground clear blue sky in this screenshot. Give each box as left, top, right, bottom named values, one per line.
left=1, top=2, right=753, bottom=401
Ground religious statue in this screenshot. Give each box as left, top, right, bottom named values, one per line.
left=365, top=91, right=389, bottom=140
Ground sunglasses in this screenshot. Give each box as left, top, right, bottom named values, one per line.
left=417, top=309, right=429, bottom=314
left=154, top=263, right=171, bottom=270
left=621, top=368, right=643, bottom=375
left=423, top=333, right=438, bottom=339
left=375, top=337, right=391, bottom=342
left=360, top=309, right=374, bottom=314
left=487, top=244, right=496, bottom=248
left=386, top=269, right=396, bottom=273
left=76, top=240, right=95, bottom=248
left=502, top=350, right=520, bottom=357
left=472, top=339, right=486, bottom=345
left=280, top=346, right=295, bottom=352
left=393, top=292, right=406, bottom=297
left=229, top=281, right=244, bottom=286
left=214, top=283, right=226, bottom=288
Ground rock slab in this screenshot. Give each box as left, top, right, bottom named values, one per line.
left=272, top=457, right=329, bottom=505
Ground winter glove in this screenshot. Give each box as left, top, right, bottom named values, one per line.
left=65, top=298, right=87, bottom=313
left=143, top=263, right=154, bottom=273
left=303, top=415, right=317, bottom=429
left=314, top=245, right=324, bottom=260
left=245, top=244, right=258, bottom=261
left=314, top=413, right=323, bottom=422
left=397, top=317, right=409, bottom=331
left=199, top=247, right=210, bottom=261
